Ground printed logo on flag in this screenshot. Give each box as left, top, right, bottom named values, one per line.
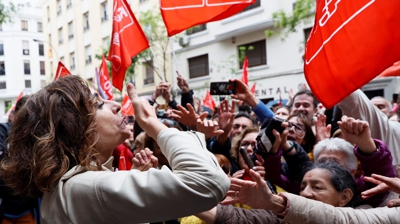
left=305, top=0, right=375, bottom=65
left=160, top=0, right=253, bottom=10
left=113, top=1, right=134, bottom=33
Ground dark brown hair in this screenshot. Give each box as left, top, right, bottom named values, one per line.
left=287, top=112, right=316, bottom=153
left=0, top=76, right=100, bottom=197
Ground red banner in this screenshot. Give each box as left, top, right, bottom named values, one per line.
left=241, top=56, right=248, bottom=86
left=160, top=0, right=255, bottom=36
left=122, top=94, right=134, bottom=116
left=108, top=0, right=149, bottom=91
left=203, top=90, right=216, bottom=110
left=98, top=55, right=114, bottom=100
left=54, top=61, right=71, bottom=81
left=304, top=0, right=400, bottom=108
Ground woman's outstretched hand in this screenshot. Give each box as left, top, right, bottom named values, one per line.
left=127, top=83, right=167, bottom=139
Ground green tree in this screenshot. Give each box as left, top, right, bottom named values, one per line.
left=266, top=0, right=315, bottom=39
left=0, top=1, right=16, bottom=25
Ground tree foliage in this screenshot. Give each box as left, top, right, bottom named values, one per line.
left=266, top=0, right=315, bottom=39
left=0, top=1, right=15, bottom=25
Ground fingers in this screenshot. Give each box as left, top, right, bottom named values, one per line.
left=199, top=112, right=208, bottom=120
left=388, top=199, right=400, bottom=208
left=127, top=83, right=138, bottom=102
left=371, top=174, right=400, bottom=190
left=232, top=170, right=244, bottom=179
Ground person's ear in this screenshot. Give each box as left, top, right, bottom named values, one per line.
left=338, top=188, right=353, bottom=207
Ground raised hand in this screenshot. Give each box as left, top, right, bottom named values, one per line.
left=127, top=83, right=167, bottom=140
left=362, top=174, right=400, bottom=207
left=315, top=114, right=331, bottom=142
left=169, top=103, right=207, bottom=129
left=216, top=100, right=235, bottom=144
left=132, top=148, right=158, bottom=171
left=229, top=79, right=258, bottom=107
left=153, top=82, right=171, bottom=103
left=338, top=115, right=376, bottom=154
left=177, top=71, right=190, bottom=94
left=196, top=116, right=224, bottom=139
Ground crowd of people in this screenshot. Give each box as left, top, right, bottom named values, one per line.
left=0, top=72, right=399, bottom=223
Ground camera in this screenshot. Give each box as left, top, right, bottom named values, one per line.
left=255, top=116, right=285, bottom=155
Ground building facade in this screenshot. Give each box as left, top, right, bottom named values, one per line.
left=0, top=0, right=45, bottom=122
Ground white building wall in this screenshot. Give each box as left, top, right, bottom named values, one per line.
left=0, top=0, right=45, bottom=122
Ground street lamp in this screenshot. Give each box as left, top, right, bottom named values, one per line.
left=33, top=38, right=59, bottom=61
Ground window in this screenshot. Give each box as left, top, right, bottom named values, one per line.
left=67, top=0, right=72, bottom=8
left=242, top=0, right=261, bottom=12
left=83, top=13, right=90, bottom=31
left=102, top=36, right=110, bottom=49
left=21, top=20, right=28, bottom=31
left=188, top=54, right=209, bottom=79
left=0, top=61, right=5, bottom=75
left=0, top=82, right=6, bottom=89
left=4, top=101, right=11, bottom=114
left=144, top=60, right=154, bottom=84
left=186, top=24, right=207, bottom=35
left=58, top=28, right=63, bottom=44
left=22, top=41, right=29, bottom=55
left=68, top=22, right=74, bottom=39
left=47, top=6, right=50, bottom=22
left=304, top=27, right=312, bottom=44
left=25, top=80, right=32, bottom=88
left=238, top=39, right=266, bottom=68
left=85, top=45, right=92, bottom=64
left=0, top=42, right=3, bottom=55
left=57, top=0, right=62, bottom=15
left=70, top=53, right=75, bottom=69
left=40, top=61, right=45, bottom=75
left=37, top=22, right=43, bottom=32
left=101, top=2, right=108, bottom=22
left=39, top=43, right=44, bottom=56
left=24, top=60, right=31, bottom=75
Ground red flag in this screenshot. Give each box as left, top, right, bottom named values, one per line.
left=304, top=0, right=400, bottom=108
left=250, top=82, right=256, bottom=94
left=118, top=145, right=133, bottom=170
left=122, top=94, right=135, bottom=116
left=203, top=90, right=216, bottom=111
left=241, top=56, right=248, bottom=86
left=379, top=61, right=400, bottom=78
left=98, top=55, right=114, bottom=100
left=108, top=0, right=149, bottom=91
left=4, top=91, right=23, bottom=116
left=160, top=0, right=255, bottom=37
left=54, top=61, right=71, bottom=81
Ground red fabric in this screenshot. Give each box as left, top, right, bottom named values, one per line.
left=113, top=144, right=133, bottom=170
left=99, top=55, right=114, bottom=100
left=160, top=0, right=255, bottom=37
left=54, top=61, right=71, bottom=81
left=304, top=0, right=400, bottom=109
left=379, top=61, right=400, bottom=77
left=108, top=0, right=149, bottom=91
left=203, top=90, right=216, bottom=110
left=122, top=94, right=134, bottom=116
left=250, top=82, right=256, bottom=94
left=241, top=56, right=248, bottom=86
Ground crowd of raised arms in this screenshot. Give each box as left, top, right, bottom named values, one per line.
left=0, top=74, right=400, bottom=224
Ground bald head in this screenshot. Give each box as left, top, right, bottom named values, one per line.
left=371, top=96, right=390, bottom=116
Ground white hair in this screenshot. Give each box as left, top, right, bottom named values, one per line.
left=313, top=138, right=358, bottom=172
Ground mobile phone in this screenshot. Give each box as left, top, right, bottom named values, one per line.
left=210, top=82, right=237, bottom=95
left=264, top=116, right=286, bottom=145
left=239, top=146, right=254, bottom=169
left=393, top=93, right=399, bottom=102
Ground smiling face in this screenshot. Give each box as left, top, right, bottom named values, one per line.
left=95, top=98, right=130, bottom=162
left=291, top=94, right=317, bottom=120
left=300, top=169, right=345, bottom=206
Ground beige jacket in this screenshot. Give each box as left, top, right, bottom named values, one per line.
left=41, top=129, right=230, bottom=224
left=282, top=193, right=400, bottom=224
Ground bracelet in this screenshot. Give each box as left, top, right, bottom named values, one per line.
left=283, top=141, right=295, bottom=154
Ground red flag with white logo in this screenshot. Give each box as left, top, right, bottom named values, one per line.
left=241, top=56, right=248, bottom=86
left=54, top=61, right=71, bottom=81
left=108, top=0, right=149, bottom=91
left=118, top=145, right=133, bottom=170
left=304, top=0, right=400, bottom=108
left=122, top=94, right=135, bottom=116
left=160, top=0, right=255, bottom=37
left=203, top=90, right=216, bottom=110
left=250, top=82, right=256, bottom=94
left=98, top=55, right=114, bottom=100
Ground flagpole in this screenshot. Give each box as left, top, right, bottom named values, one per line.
left=149, top=46, right=165, bottom=82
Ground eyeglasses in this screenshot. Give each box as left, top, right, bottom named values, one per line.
left=240, top=141, right=256, bottom=149
left=286, top=122, right=305, bottom=138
